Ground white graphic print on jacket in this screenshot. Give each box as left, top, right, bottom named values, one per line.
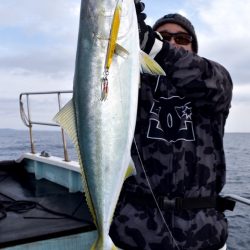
left=147, top=96, right=195, bottom=143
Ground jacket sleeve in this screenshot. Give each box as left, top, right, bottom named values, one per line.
left=147, top=36, right=233, bottom=115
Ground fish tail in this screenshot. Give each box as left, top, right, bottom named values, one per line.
left=91, top=234, right=120, bottom=250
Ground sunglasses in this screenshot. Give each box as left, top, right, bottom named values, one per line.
left=158, top=31, right=193, bottom=45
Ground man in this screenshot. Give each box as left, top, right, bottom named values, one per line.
left=110, top=1, right=234, bottom=250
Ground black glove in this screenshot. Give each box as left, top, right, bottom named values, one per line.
left=134, top=0, right=156, bottom=53
left=134, top=0, right=145, bottom=15
left=134, top=0, right=147, bottom=44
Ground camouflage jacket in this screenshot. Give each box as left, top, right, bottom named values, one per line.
left=110, top=38, right=233, bottom=250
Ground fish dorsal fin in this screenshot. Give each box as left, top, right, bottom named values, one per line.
left=53, top=99, right=97, bottom=226
left=140, top=50, right=166, bottom=76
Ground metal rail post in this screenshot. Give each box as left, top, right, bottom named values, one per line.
left=19, top=91, right=73, bottom=160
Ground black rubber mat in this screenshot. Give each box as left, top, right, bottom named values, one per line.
left=0, top=160, right=95, bottom=248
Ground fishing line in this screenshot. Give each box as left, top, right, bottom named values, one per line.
left=133, top=138, right=180, bottom=250
left=108, top=1, right=179, bottom=247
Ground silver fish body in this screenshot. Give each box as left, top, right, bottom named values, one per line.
left=55, top=0, right=140, bottom=249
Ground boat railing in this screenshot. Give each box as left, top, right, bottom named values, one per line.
left=19, top=90, right=73, bottom=162
left=19, top=91, right=250, bottom=209
left=224, top=194, right=250, bottom=206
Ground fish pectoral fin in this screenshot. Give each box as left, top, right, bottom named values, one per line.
left=125, top=158, right=137, bottom=179
left=140, top=50, right=166, bottom=76
left=115, top=43, right=129, bottom=59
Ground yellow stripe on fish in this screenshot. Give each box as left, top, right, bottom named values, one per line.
left=104, top=0, right=122, bottom=70
left=101, top=0, right=123, bottom=101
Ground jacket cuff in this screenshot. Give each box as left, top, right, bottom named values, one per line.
left=149, top=34, right=163, bottom=59
left=141, top=27, right=163, bottom=56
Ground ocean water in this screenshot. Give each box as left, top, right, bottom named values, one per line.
left=0, top=129, right=78, bottom=162
left=223, top=133, right=250, bottom=250
left=0, top=129, right=249, bottom=249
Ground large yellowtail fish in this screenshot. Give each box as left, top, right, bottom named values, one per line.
left=54, top=0, right=165, bottom=249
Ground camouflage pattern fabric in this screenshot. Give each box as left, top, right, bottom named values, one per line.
left=110, top=40, right=233, bottom=250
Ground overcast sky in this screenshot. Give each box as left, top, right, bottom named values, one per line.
left=0, top=0, right=250, bottom=132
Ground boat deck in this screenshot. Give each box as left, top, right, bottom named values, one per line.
left=0, top=160, right=95, bottom=249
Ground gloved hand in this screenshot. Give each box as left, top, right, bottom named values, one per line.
left=134, top=0, right=145, bottom=15
left=134, top=0, right=148, bottom=47
left=134, top=0, right=156, bottom=53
